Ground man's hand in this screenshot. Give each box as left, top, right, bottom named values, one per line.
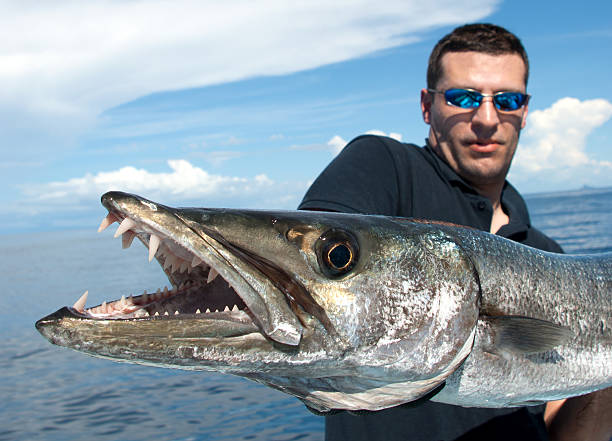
left=545, top=387, right=612, bottom=441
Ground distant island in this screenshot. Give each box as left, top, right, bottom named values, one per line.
left=525, top=185, right=612, bottom=199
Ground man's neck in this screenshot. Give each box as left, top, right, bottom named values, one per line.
left=472, top=181, right=508, bottom=234
left=425, top=140, right=511, bottom=234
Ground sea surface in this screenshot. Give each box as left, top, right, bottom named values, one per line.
left=1, top=187, right=611, bottom=441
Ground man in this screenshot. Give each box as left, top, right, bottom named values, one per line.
left=299, top=23, right=611, bottom=441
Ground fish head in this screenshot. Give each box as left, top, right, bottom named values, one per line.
left=36, top=192, right=480, bottom=411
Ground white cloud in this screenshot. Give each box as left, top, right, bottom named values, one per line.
left=6, top=159, right=310, bottom=231
left=2, top=0, right=497, bottom=155
left=327, top=130, right=403, bottom=154
left=510, top=97, right=612, bottom=192
left=22, top=159, right=275, bottom=204
left=364, top=130, right=403, bottom=142
left=514, top=97, right=612, bottom=172
left=327, top=135, right=348, bottom=154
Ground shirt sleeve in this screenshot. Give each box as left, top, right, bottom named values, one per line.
left=298, top=135, right=401, bottom=215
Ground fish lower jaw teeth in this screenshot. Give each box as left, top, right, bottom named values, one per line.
left=85, top=303, right=246, bottom=319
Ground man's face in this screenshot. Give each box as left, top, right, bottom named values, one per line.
left=421, top=51, right=528, bottom=189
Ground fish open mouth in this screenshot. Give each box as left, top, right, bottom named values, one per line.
left=57, top=191, right=313, bottom=346
left=78, top=211, right=249, bottom=320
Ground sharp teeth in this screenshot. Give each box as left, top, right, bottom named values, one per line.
left=192, top=256, right=203, bottom=267
left=196, top=309, right=201, bottom=314
left=180, top=261, right=188, bottom=273
left=223, top=306, right=230, bottom=312
left=98, top=213, right=118, bottom=232
left=164, top=311, right=169, bottom=316
left=101, top=301, right=107, bottom=313
left=122, top=231, right=136, bottom=249
left=207, top=268, right=219, bottom=284
left=114, top=218, right=137, bottom=238
left=205, top=308, right=211, bottom=313
left=134, top=309, right=148, bottom=318
left=155, top=312, right=159, bottom=316
left=174, top=311, right=179, bottom=315
left=232, top=305, right=239, bottom=312
left=148, top=234, right=161, bottom=262
left=72, top=291, right=88, bottom=312
left=163, top=255, right=174, bottom=270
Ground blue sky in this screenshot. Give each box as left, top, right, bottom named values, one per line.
left=2, top=0, right=611, bottom=233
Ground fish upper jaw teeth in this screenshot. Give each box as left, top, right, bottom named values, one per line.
left=207, top=267, right=219, bottom=283
left=122, top=231, right=136, bottom=249
left=98, top=213, right=118, bottom=232
left=148, top=234, right=161, bottom=262
left=98, top=211, right=211, bottom=276
left=92, top=211, right=249, bottom=320
left=114, top=218, right=137, bottom=238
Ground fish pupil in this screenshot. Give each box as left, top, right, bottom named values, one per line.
left=328, top=243, right=352, bottom=269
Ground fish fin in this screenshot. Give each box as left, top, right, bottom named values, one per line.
left=483, top=315, right=572, bottom=355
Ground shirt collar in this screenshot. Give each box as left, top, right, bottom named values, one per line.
left=423, top=139, right=532, bottom=229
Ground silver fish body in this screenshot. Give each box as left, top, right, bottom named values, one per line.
left=36, top=192, right=611, bottom=412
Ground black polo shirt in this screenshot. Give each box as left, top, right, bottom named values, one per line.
left=298, top=134, right=562, bottom=441
left=299, top=134, right=562, bottom=252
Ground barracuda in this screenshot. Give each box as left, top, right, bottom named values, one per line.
left=36, top=191, right=611, bottom=412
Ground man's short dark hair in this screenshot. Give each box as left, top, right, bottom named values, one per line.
left=427, top=23, right=529, bottom=89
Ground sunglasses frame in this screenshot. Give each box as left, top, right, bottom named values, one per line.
left=427, top=88, right=530, bottom=112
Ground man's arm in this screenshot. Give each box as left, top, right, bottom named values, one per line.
left=545, top=387, right=612, bottom=441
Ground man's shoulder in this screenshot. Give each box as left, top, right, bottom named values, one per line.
left=299, top=135, right=431, bottom=215
left=345, top=134, right=424, bottom=159
left=339, top=135, right=435, bottom=177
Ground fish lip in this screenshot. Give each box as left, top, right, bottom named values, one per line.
left=36, top=306, right=73, bottom=330
left=96, top=191, right=304, bottom=346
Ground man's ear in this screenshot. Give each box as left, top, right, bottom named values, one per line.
left=520, top=102, right=529, bottom=129
left=421, top=88, right=433, bottom=125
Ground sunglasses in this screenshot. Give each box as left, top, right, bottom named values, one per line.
left=428, top=88, right=530, bottom=112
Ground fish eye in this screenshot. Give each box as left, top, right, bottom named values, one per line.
left=316, top=229, right=359, bottom=278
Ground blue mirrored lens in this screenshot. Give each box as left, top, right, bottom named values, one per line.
left=443, top=89, right=527, bottom=111
left=493, top=92, right=526, bottom=111
left=444, top=89, right=481, bottom=108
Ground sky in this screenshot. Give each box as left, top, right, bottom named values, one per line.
left=2, top=0, right=611, bottom=233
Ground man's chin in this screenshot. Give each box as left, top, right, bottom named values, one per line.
left=456, top=162, right=510, bottom=188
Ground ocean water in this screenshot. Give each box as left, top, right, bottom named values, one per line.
left=1, top=187, right=611, bottom=441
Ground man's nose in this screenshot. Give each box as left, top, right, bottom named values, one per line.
left=471, top=97, right=500, bottom=128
